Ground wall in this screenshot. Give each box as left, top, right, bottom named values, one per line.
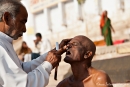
left=22, top=0, right=130, bottom=49
left=83, top=0, right=130, bottom=41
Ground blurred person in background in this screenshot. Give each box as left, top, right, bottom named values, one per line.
left=18, top=41, right=32, bottom=61
left=100, top=10, right=115, bottom=46
left=33, top=33, right=52, bottom=55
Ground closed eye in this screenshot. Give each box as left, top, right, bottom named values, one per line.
left=72, top=42, right=78, bottom=46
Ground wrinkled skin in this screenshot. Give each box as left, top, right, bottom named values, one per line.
left=0, top=6, right=28, bottom=40
left=57, top=35, right=113, bottom=87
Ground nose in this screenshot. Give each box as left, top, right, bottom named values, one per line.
left=23, top=25, right=26, bottom=33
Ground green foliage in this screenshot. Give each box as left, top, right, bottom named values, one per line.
left=77, top=0, right=86, bottom=5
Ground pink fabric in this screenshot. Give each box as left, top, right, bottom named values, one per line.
left=113, top=40, right=124, bottom=45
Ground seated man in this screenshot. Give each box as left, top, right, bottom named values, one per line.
left=57, top=35, right=113, bottom=87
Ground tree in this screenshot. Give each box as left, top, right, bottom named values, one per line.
left=77, top=0, right=86, bottom=5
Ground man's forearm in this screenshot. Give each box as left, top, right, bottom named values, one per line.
left=22, top=52, right=48, bottom=73
left=26, top=62, right=52, bottom=87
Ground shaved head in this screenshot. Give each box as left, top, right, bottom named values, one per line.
left=74, top=35, right=96, bottom=58
left=65, top=35, right=96, bottom=66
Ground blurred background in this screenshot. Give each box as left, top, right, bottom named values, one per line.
left=13, top=0, right=130, bottom=87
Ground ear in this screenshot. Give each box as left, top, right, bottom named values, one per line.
left=84, top=51, right=92, bottom=59
left=2, top=12, right=12, bottom=25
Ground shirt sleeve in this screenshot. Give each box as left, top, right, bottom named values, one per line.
left=0, top=32, right=53, bottom=87
left=22, top=52, right=52, bottom=73
left=26, top=61, right=52, bottom=87
left=0, top=46, right=52, bottom=87
left=22, top=52, right=53, bottom=87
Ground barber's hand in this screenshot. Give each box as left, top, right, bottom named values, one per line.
left=45, top=50, right=61, bottom=68
left=59, top=38, right=72, bottom=54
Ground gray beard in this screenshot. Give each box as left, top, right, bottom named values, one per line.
left=6, top=29, right=13, bottom=38
left=5, top=26, right=16, bottom=39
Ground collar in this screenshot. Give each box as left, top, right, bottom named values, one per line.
left=0, top=32, right=13, bottom=43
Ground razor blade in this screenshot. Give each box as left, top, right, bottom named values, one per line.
left=56, top=42, right=59, bottom=51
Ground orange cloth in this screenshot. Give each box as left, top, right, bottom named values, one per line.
left=100, top=12, right=105, bottom=29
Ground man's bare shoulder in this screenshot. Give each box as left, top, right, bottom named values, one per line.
left=57, top=77, right=70, bottom=87
left=92, top=68, right=113, bottom=87
left=95, top=70, right=109, bottom=80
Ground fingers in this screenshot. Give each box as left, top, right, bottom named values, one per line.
left=46, top=50, right=61, bottom=68
left=50, top=48, right=65, bottom=55
left=63, top=38, right=72, bottom=42
left=58, top=38, right=72, bottom=54
left=55, top=45, right=69, bottom=55
left=47, top=38, right=72, bottom=68
left=60, top=38, right=72, bottom=47
left=62, top=38, right=72, bottom=44
left=63, top=45, right=68, bottom=50
left=50, top=49, right=62, bottom=55
left=50, top=49, right=57, bottom=53
left=56, top=55, right=61, bottom=62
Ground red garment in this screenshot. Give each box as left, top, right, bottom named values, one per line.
left=100, top=12, right=105, bottom=29
left=113, top=40, right=124, bottom=45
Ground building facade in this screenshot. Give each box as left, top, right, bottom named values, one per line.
left=22, top=0, right=130, bottom=48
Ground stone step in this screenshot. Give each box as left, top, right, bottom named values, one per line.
left=96, top=42, right=130, bottom=55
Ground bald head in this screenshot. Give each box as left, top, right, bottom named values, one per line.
left=65, top=35, right=96, bottom=66
left=73, top=35, right=96, bottom=59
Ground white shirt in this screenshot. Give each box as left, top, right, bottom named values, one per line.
left=0, top=32, right=52, bottom=87
left=24, top=54, right=31, bottom=62
left=33, top=39, right=52, bottom=55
